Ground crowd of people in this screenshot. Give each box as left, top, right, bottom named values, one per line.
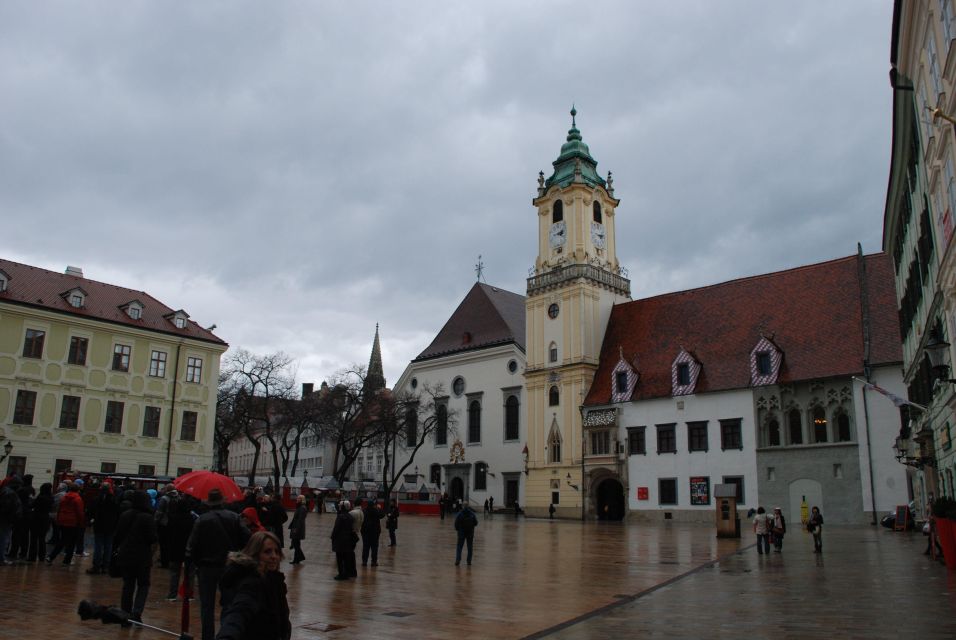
left=751, top=505, right=823, bottom=554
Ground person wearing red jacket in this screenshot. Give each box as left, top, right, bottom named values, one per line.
left=46, top=482, right=85, bottom=565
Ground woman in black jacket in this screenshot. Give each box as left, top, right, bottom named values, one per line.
left=217, top=531, right=291, bottom=640
left=330, top=501, right=355, bottom=580
left=113, top=490, right=157, bottom=622
left=87, top=484, right=121, bottom=575
left=288, top=495, right=307, bottom=565
left=27, top=482, right=53, bottom=562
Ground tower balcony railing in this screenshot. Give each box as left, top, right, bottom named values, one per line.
left=527, top=263, right=630, bottom=296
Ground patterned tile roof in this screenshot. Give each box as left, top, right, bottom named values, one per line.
left=414, top=283, right=525, bottom=362
left=584, top=253, right=901, bottom=405
left=0, top=257, right=227, bottom=346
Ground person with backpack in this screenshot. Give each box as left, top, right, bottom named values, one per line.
left=454, top=504, right=478, bottom=566
left=752, top=506, right=772, bottom=555
left=185, top=488, right=251, bottom=640
left=113, top=490, right=157, bottom=624
left=47, top=482, right=85, bottom=565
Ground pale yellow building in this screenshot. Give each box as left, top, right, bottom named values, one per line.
left=524, top=109, right=631, bottom=517
left=0, top=259, right=227, bottom=484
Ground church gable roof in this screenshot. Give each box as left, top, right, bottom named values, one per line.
left=414, top=283, right=525, bottom=361
left=584, top=253, right=902, bottom=405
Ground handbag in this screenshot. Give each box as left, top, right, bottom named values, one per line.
left=923, top=521, right=931, bottom=535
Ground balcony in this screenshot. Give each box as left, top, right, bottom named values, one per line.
left=527, top=263, right=630, bottom=297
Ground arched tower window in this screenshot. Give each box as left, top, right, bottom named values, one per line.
left=505, top=395, right=519, bottom=440
left=549, top=386, right=559, bottom=406
left=474, top=462, right=488, bottom=491
left=768, top=418, right=781, bottom=447
left=435, top=403, right=448, bottom=446
left=812, top=406, right=828, bottom=443
left=788, top=409, right=803, bottom=445
left=552, top=200, right=563, bottom=223
left=836, top=409, right=851, bottom=442
left=468, top=400, right=482, bottom=444
left=405, top=405, right=418, bottom=447
left=593, top=201, right=602, bottom=223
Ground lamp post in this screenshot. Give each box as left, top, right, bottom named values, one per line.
left=924, top=329, right=956, bottom=384
left=0, top=440, right=12, bottom=464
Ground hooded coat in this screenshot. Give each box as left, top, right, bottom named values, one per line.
left=113, top=491, right=157, bottom=569
left=217, top=552, right=291, bottom=640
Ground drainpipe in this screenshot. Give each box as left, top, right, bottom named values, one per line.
left=164, top=342, right=183, bottom=476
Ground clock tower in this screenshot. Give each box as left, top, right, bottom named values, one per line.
left=524, top=108, right=630, bottom=518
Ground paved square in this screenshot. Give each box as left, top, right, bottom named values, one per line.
left=1, top=513, right=953, bottom=638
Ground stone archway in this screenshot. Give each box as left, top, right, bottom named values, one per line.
left=596, top=478, right=626, bottom=521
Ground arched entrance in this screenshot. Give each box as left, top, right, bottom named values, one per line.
left=450, top=477, right=465, bottom=502
left=596, top=478, right=625, bottom=521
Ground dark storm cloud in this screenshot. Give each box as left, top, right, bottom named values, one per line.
left=0, top=1, right=893, bottom=385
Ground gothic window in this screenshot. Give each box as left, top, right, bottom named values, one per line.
left=788, top=409, right=803, bottom=444
left=549, top=386, right=559, bottom=406
left=552, top=200, right=563, bottom=223
left=549, top=428, right=562, bottom=463
left=505, top=395, right=519, bottom=440
left=836, top=409, right=852, bottom=442
left=593, top=201, right=602, bottom=223
left=768, top=418, right=781, bottom=447
left=468, top=400, right=481, bottom=444
left=812, top=406, right=828, bottom=443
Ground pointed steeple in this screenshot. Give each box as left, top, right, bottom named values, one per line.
left=545, top=106, right=605, bottom=190
left=364, top=323, right=386, bottom=395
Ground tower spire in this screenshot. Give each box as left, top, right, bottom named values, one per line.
left=364, top=323, right=386, bottom=395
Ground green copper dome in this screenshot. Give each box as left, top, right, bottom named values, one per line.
left=545, top=107, right=605, bottom=190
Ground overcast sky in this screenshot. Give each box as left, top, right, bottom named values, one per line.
left=0, top=1, right=894, bottom=387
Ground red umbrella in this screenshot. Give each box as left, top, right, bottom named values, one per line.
left=172, top=470, right=243, bottom=503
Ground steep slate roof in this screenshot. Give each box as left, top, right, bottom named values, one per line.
left=0, top=257, right=227, bottom=346
left=584, top=253, right=902, bottom=406
left=414, top=282, right=525, bottom=362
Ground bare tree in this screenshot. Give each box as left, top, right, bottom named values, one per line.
left=213, top=370, right=245, bottom=474
left=219, top=349, right=298, bottom=488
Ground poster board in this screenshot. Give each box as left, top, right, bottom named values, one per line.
left=690, top=476, right=710, bottom=505
left=893, top=505, right=909, bottom=531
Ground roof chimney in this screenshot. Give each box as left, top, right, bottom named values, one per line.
left=65, top=266, right=83, bottom=278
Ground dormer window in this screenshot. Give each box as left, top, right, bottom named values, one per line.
left=122, top=300, right=144, bottom=320
left=671, top=348, right=701, bottom=396
left=750, top=337, right=782, bottom=386
left=0, top=269, right=8, bottom=292
left=610, top=351, right=639, bottom=403
left=165, top=310, right=190, bottom=330
left=61, top=287, right=87, bottom=308
left=175, top=317, right=186, bottom=328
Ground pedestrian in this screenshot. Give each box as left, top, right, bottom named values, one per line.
left=186, top=488, right=251, bottom=640
left=288, top=495, right=307, bottom=565
left=771, top=507, right=787, bottom=552
left=513, top=499, right=520, bottom=518
left=73, top=478, right=88, bottom=557
left=164, top=492, right=195, bottom=601
left=361, top=499, right=384, bottom=567
left=386, top=499, right=399, bottom=546
left=113, top=490, right=157, bottom=624
left=11, top=474, right=35, bottom=559
left=265, top=494, right=289, bottom=549
left=454, top=503, right=478, bottom=566
left=488, top=495, right=494, bottom=515
left=807, top=506, right=824, bottom=553
left=217, top=531, right=292, bottom=640
left=47, top=482, right=67, bottom=550
left=154, top=483, right=177, bottom=568
left=28, top=482, right=53, bottom=562
left=483, top=498, right=489, bottom=515
left=439, top=493, right=448, bottom=521
left=331, top=501, right=355, bottom=581
left=86, top=483, right=120, bottom=575
left=549, top=503, right=556, bottom=519
left=0, top=476, right=23, bottom=565
left=752, top=506, right=771, bottom=555
left=348, top=500, right=363, bottom=577
left=240, top=507, right=265, bottom=534
left=47, top=482, right=85, bottom=565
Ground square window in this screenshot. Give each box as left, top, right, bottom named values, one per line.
left=6, top=456, right=26, bottom=478
left=138, top=464, right=156, bottom=476
left=100, top=462, right=117, bottom=474
left=104, top=401, right=124, bottom=434
left=112, top=344, right=131, bottom=372
left=13, top=390, right=37, bottom=424
left=720, top=418, right=743, bottom=450
left=722, top=476, right=745, bottom=505
left=186, top=357, right=202, bottom=383
left=54, top=459, right=72, bottom=476
left=128, top=306, right=141, bottom=320
left=174, top=316, right=186, bottom=329
left=627, top=426, right=646, bottom=455
left=687, top=421, right=708, bottom=452
left=22, top=329, right=45, bottom=359
left=180, top=411, right=197, bottom=441
left=69, top=294, right=83, bottom=308
left=149, top=351, right=167, bottom=377
left=551, top=491, right=560, bottom=505
left=68, top=337, right=88, bottom=366
left=659, top=478, right=678, bottom=505
left=656, top=423, right=676, bottom=454
left=59, top=395, right=81, bottom=430
left=177, top=467, right=192, bottom=477
left=143, top=406, right=161, bottom=438
left=590, top=430, right=611, bottom=455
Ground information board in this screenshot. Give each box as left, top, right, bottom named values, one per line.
left=690, top=476, right=710, bottom=505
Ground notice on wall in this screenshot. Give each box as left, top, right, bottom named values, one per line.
left=690, top=476, right=710, bottom=506
left=637, top=486, right=649, bottom=500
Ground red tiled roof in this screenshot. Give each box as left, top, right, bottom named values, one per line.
left=415, top=283, right=525, bottom=361
left=584, top=253, right=902, bottom=406
left=0, top=258, right=227, bottom=346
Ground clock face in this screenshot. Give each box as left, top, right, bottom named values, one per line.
left=548, top=303, right=559, bottom=319
left=549, top=221, right=567, bottom=248
left=590, top=221, right=606, bottom=249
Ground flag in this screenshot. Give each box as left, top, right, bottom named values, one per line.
left=853, top=377, right=926, bottom=411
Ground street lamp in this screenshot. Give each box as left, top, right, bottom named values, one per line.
left=894, top=435, right=934, bottom=469
left=0, top=440, right=12, bottom=463
left=566, top=472, right=579, bottom=491
left=924, top=329, right=956, bottom=384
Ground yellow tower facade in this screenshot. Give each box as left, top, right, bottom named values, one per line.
left=524, top=109, right=630, bottom=518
